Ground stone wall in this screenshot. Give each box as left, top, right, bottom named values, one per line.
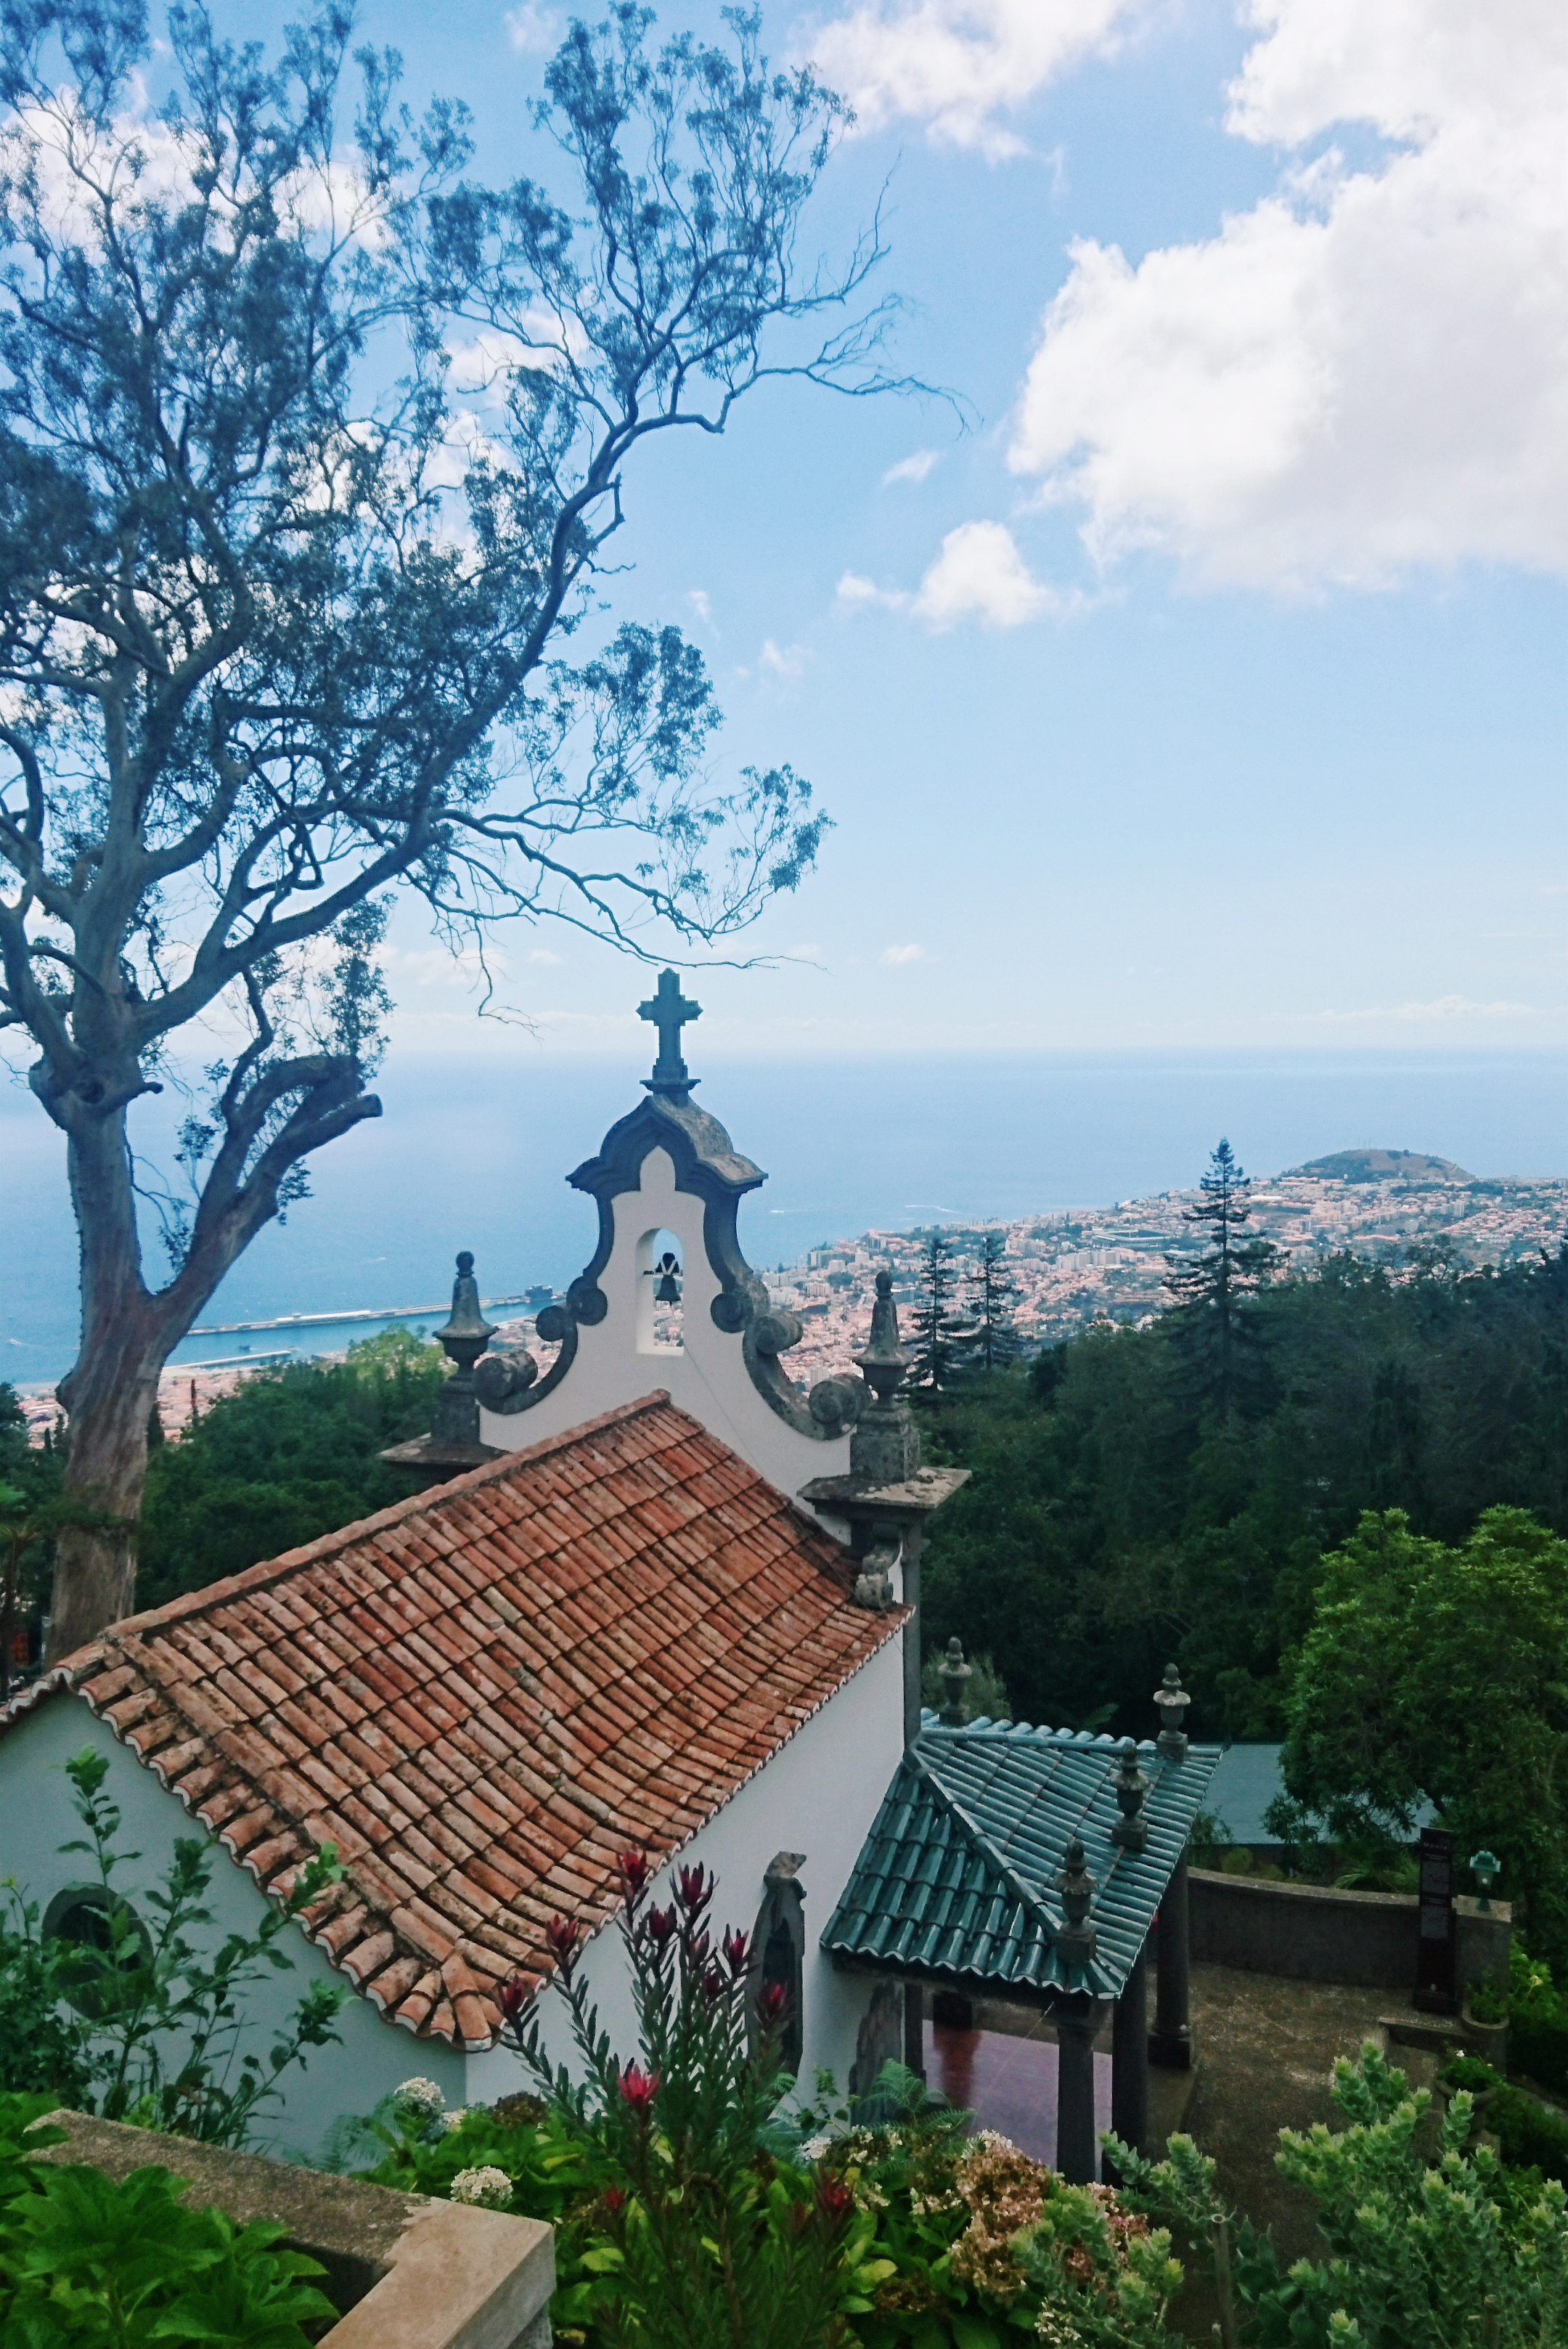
left=1188, top=1873, right=1510, bottom=1995
left=30, top=2112, right=555, bottom=2349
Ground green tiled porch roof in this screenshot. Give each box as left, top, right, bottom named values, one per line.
left=821, top=1714, right=1221, bottom=2002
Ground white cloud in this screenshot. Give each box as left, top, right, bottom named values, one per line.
left=800, top=0, right=1135, bottom=156
left=760, top=638, right=809, bottom=680
left=1008, top=0, right=1568, bottom=588
left=528, top=948, right=563, bottom=965
left=506, top=3, right=561, bottom=52
left=1294, top=994, right=1551, bottom=1022
left=840, top=520, right=1069, bottom=627
left=881, top=943, right=926, bottom=964
left=882, top=447, right=942, bottom=486
left=687, top=589, right=714, bottom=626
left=381, top=945, right=505, bottom=990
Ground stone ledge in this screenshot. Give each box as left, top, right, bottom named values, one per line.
left=30, top=2111, right=554, bottom=2349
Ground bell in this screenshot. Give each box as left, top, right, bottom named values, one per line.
left=654, top=1251, right=682, bottom=1306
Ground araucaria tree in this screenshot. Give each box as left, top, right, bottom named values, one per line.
left=0, top=1, right=906, bottom=1656
left=1163, top=1139, right=1283, bottom=1412
left=907, top=1234, right=968, bottom=1404
left=963, top=1231, right=1018, bottom=1372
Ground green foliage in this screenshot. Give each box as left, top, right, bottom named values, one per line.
left=0, top=1751, right=346, bottom=2149
left=497, top=1857, right=865, bottom=2348
left=1278, top=1505, right=1568, bottom=1963
left=136, top=1332, right=446, bottom=1608
left=0, top=1384, right=64, bottom=1686
left=1108, top=2042, right=1568, bottom=2348
left=923, top=1237, right=1568, bottom=1743
left=1509, top=1944, right=1568, bottom=2093
left=907, top=1237, right=970, bottom=1405
left=1161, top=1139, right=1286, bottom=1417
left=0, top=2093, right=336, bottom=2349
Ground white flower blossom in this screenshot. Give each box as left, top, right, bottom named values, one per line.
left=801, top=2133, right=833, bottom=2161
left=449, top=2165, right=513, bottom=2210
left=396, top=2077, right=445, bottom=2119
left=438, top=2107, right=472, bottom=2135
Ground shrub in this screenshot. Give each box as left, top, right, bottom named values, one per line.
left=0, top=1749, right=346, bottom=2146
left=1110, top=2041, right=1568, bottom=2347
left=1509, top=1942, right=1568, bottom=2093
left=0, top=2091, right=337, bottom=2346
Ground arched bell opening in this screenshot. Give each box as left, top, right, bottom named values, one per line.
left=636, top=1226, right=685, bottom=1353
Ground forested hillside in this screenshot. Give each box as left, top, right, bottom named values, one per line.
left=920, top=1243, right=1568, bottom=1741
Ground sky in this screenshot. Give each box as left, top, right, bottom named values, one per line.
left=5, top=0, right=1568, bottom=1086
left=317, top=0, right=1568, bottom=1072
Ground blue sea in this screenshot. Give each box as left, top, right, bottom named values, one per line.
left=6, top=1047, right=1568, bottom=1386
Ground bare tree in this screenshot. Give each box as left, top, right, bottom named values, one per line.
left=0, top=0, right=910, bottom=1654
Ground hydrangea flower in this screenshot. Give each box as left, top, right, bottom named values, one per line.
left=395, top=2077, right=445, bottom=2120
left=450, top=2165, right=513, bottom=2210
left=437, top=2107, right=471, bottom=2135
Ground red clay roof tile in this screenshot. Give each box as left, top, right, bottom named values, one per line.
left=14, top=1395, right=903, bottom=2048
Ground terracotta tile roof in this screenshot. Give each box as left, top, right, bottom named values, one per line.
left=4, top=1396, right=905, bottom=2048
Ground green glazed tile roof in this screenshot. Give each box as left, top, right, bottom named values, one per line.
left=821, top=1712, right=1221, bottom=2001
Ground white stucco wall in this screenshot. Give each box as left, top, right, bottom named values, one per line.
left=464, top=1629, right=906, bottom=2111
left=1, top=1629, right=905, bottom=2155
left=478, top=1146, right=854, bottom=1509
left=0, top=1697, right=467, bottom=2160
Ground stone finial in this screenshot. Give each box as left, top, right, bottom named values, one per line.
left=1109, top=1738, right=1151, bottom=1852
left=1054, top=1836, right=1098, bottom=1963
left=938, top=1637, right=973, bottom=1727
left=638, top=968, right=701, bottom=1099
left=854, top=1270, right=910, bottom=1404
left=1154, top=1664, right=1191, bottom=1762
left=436, top=1251, right=499, bottom=1374
left=849, top=1269, right=920, bottom=1484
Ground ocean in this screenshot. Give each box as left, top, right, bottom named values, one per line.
left=6, top=1046, right=1568, bottom=1385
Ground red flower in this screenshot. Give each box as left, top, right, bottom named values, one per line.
left=497, top=1972, right=534, bottom=2025
left=687, top=1928, right=711, bottom=1968
left=700, top=1963, right=724, bottom=2002
left=645, top=1903, right=677, bottom=1947
left=676, top=1863, right=712, bottom=1916
left=618, top=1849, right=651, bottom=1901
left=544, top=1914, right=581, bottom=1979
left=816, top=2175, right=855, bottom=2231
left=618, top=2063, right=659, bottom=2115
left=722, top=1928, right=750, bottom=1976
left=758, top=1981, right=789, bottom=2026
left=603, top=2186, right=626, bottom=2216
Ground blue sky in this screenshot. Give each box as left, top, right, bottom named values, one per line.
left=16, top=0, right=1568, bottom=1084
left=326, top=0, right=1566, bottom=1069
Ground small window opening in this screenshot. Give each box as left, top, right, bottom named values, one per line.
left=638, top=1227, right=685, bottom=1352
left=43, top=1884, right=152, bottom=2018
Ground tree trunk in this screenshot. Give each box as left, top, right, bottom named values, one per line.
left=46, top=1102, right=181, bottom=1661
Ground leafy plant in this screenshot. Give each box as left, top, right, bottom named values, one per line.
left=0, top=2091, right=336, bottom=2349
left=1107, top=2041, right=1568, bottom=2348
left=496, top=1854, right=875, bottom=2348
left=0, top=1751, right=346, bottom=2148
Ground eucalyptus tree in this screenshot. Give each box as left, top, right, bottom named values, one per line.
left=0, top=0, right=906, bottom=1655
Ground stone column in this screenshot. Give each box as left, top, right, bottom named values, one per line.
left=1111, top=1943, right=1150, bottom=2156
left=903, top=1979, right=926, bottom=2083
left=901, top=1526, right=923, bottom=1746
left=1055, top=2000, right=1103, bottom=2185
left=1150, top=1852, right=1193, bottom=2069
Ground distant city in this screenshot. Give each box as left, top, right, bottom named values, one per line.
left=748, top=1147, right=1568, bottom=1388
left=17, top=1146, right=1568, bottom=1443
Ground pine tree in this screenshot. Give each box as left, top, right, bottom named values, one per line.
left=907, top=1235, right=970, bottom=1404
left=1163, top=1140, right=1284, bottom=1412
left=963, top=1233, right=1021, bottom=1372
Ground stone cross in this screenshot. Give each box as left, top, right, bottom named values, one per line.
left=639, top=968, right=701, bottom=1097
